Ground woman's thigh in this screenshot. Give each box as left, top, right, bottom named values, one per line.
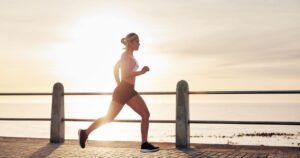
left=127, top=95, right=150, bottom=117
left=105, top=101, right=125, bottom=120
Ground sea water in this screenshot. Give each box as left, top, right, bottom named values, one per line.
left=0, top=95, right=299, bottom=147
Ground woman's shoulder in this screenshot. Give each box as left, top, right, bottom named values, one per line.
left=121, top=53, right=127, bottom=59
left=121, top=53, right=134, bottom=61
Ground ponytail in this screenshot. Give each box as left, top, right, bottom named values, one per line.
left=121, top=38, right=127, bottom=45
left=120, top=33, right=138, bottom=48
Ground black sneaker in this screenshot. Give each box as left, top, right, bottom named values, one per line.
left=140, top=142, right=159, bottom=153
left=78, top=129, right=88, bottom=148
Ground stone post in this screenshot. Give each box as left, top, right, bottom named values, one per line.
left=50, top=82, right=65, bottom=143
left=176, top=80, right=190, bottom=148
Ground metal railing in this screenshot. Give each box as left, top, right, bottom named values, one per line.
left=0, top=81, right=300, bottom=148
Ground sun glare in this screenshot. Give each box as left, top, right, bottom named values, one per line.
left=46, top=11, right=151, bottom=92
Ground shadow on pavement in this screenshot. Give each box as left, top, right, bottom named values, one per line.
left=177, top=148, right=205, bottom=157
left=28, top=143, right=60, bottom=158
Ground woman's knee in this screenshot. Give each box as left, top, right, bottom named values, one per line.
left=142, top=110, right=150, bottom=119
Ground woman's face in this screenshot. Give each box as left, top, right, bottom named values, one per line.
left=128, top=37, right=140, bottom=51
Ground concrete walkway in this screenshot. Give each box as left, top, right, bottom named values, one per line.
left=0, top=137, right=299, bottom=158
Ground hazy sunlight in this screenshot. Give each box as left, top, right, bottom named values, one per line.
left=46, top=10, right=152, bottom=92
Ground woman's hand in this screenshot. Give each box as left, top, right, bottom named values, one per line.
left=141, top=66, right=150, bottom=74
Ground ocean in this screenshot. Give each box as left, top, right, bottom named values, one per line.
left=0, top=95, right=299, bottom=147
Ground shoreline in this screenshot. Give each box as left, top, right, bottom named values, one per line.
left=0, top=136, right=299, bottom=151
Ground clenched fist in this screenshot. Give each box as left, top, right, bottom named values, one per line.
left=141, top=66, right=150, bottom=74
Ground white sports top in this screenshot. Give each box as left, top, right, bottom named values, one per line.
left=132, top=57, right=139, bottom=71
left=120, top=53, right=139, bottom=81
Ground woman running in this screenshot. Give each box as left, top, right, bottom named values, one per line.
left=78, top=33, right=159, bottom=153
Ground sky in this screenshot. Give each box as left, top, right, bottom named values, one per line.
left=1, top=0, right=300, bottom=93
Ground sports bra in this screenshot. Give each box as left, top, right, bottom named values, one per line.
left=121, top=53, right=139, bottom=71
left=120, top=53, right=139, bottom=80
left=132, top=57, right=139, bottom=71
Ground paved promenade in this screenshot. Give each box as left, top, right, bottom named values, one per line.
left=0, top=137, right=299, bottom=158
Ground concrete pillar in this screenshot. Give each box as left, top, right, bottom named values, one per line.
left=50, top=82, right=65, bottom=143
left=176, top=80, right=190, bottom=148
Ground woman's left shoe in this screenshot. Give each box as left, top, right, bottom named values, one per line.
left=78, top=129, right=88, bottom=148
left=140, top=142, right=159, bottom=153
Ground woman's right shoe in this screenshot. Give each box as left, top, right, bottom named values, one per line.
left=140, top=142, right=159, bottom=153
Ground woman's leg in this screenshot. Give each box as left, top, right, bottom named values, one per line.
left=127, top=94, right=150, bottom=143
left=86, top=101, right=124, bottom=135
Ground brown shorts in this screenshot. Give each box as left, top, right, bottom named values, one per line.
left=112, top=81, right=138, bottom=105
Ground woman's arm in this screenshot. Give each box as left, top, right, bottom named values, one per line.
left=121, top=54, right=150, bottom=79
left=124, top=66, right=149, bottom=78
left=114, top=60, right=121, bottom=85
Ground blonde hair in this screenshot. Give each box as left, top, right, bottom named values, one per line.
left=121, top=33, right=139, bottom=49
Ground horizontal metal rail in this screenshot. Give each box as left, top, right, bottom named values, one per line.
left=1, top=118, right=299, bottom=126
left=0, top=93, right=52, bottom=96
left=0, top=92, right=176, bottom=96
left=64, top=118, right=175, bottom=123
left=65, top=92, right=176, bottom=95
left=1, top=90, right=300, bottom=96
left=0, top=118, right=51, bottom=121
left=189, top=120, right=300, bottom=125
left=65, top=119, right=300, bottom=125
left=189, top=90, right=300, bottom=95
left=0, top=118, right=175, bottom=123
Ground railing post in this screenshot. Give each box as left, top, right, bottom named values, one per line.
left=50, top=82, right=65, bottom=143
left=176, top=80, right=190, bottom=148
